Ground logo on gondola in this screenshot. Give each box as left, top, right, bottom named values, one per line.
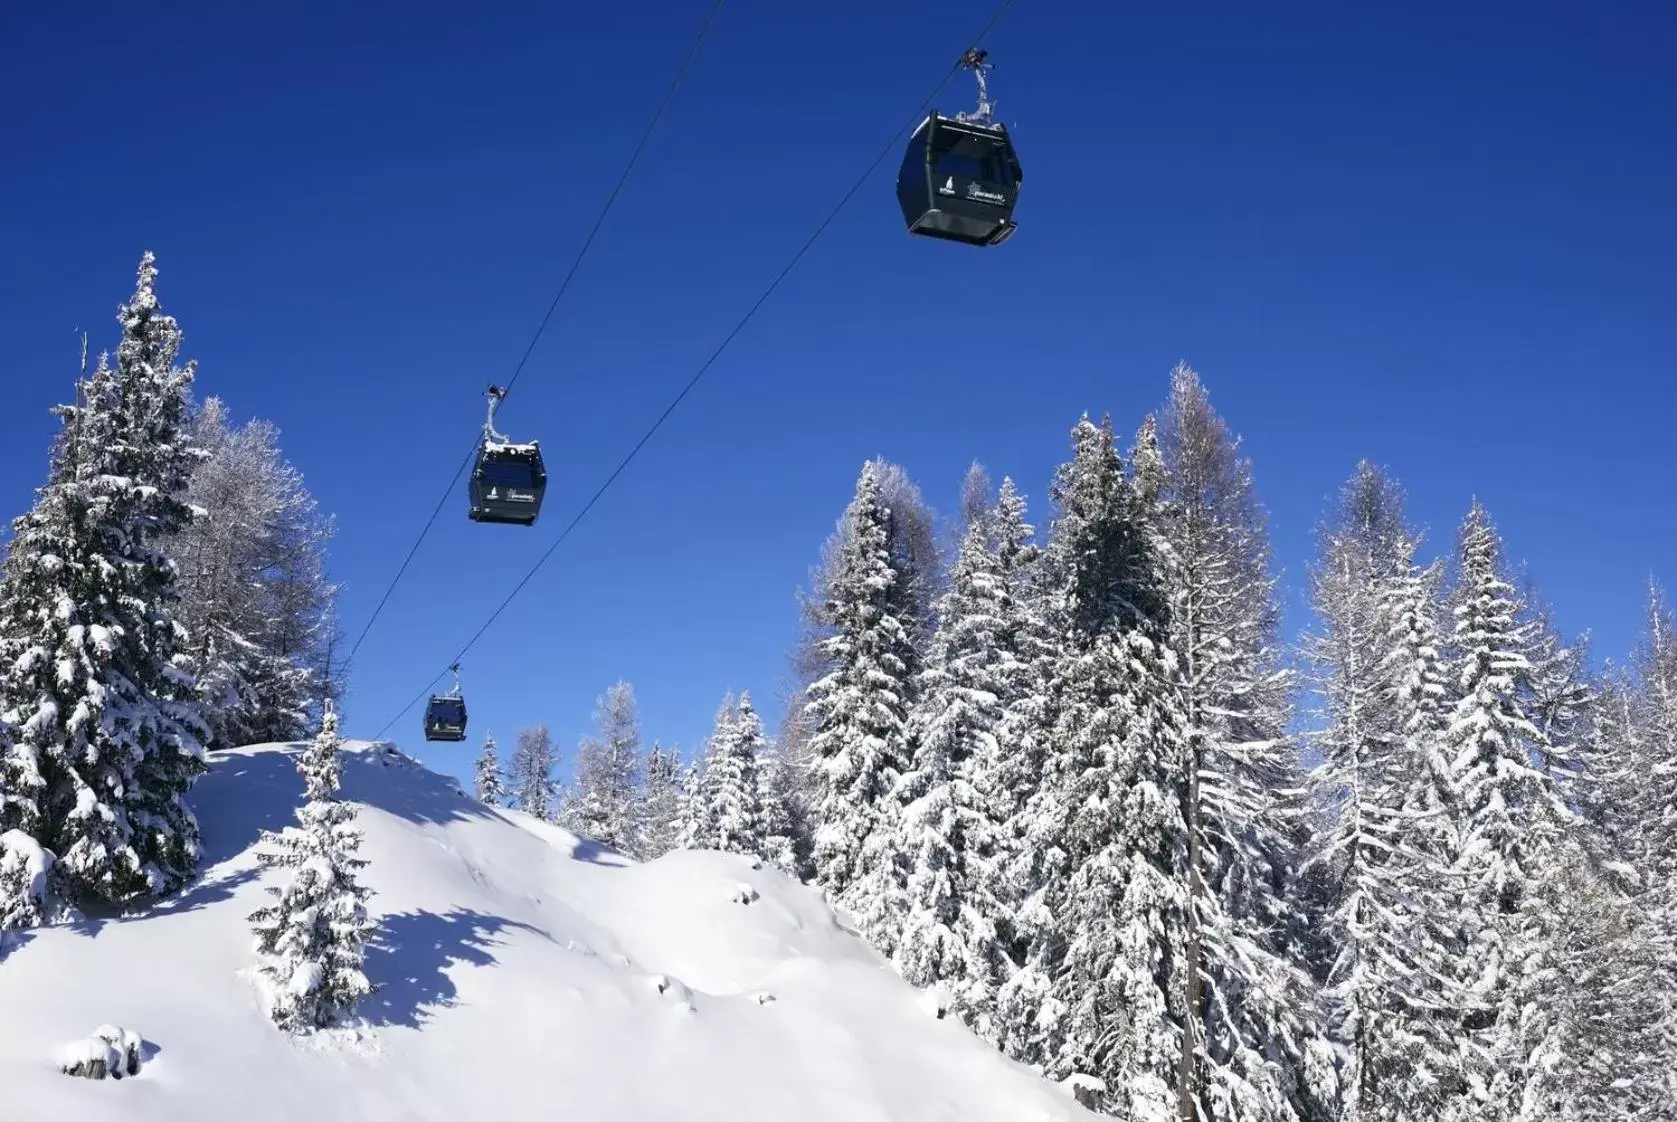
left=966, top=183, right=1006, bottom=205
left=939, top=175, right=956, bottom=196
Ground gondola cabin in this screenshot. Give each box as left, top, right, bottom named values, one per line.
left=896, top=112, right=1023, bottom=247
left=469, top=441, right=547, bottom=526
left=423, top=694, right=468, bottom=742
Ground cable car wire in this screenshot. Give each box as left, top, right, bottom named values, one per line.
left=371, top=0, right=1021, bottom=742
left=342, top=0, right=728, bottom=667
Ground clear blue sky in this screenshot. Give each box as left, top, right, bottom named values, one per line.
left=3, top=0, right=1673, bottom=792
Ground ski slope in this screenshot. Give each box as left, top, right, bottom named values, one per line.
left=0, top=740, right=1094, bottom=1122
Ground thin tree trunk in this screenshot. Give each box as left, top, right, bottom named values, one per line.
left=1178, top=625, right=1204, bottom=1122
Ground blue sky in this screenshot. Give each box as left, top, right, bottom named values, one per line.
left=3, top=0, right=1673, bottom=791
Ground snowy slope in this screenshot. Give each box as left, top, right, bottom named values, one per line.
left=0, top=740, right=1095, bottom=1122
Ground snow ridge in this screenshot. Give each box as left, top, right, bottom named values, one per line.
left=0, top=739, right=1094, bottom=1122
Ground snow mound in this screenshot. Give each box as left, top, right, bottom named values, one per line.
left=0, top=739, right=1094, bottom=1121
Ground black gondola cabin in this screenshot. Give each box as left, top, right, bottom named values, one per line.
left=423, top=694, right=467, bottom=742
left=469, top=441, right=547, bottom=526
left=896, top=112, right=1023, bottom=247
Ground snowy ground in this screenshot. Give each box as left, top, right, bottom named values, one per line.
left=0, top=740, right=1094, bottom=1121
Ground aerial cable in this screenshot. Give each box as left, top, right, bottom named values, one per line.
left=342, top=0, right=728, bottom=667
left=372, top=0, right=1021, bottom=741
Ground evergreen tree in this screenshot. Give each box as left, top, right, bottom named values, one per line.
left=1152, top=367, right=1336, bottom=1120
left=1017, top=414, right=1199, bottom=1117
left=869, top=457, right=943, bottom=651
left=958, top=461, right=995, bottom=543
left=1526, top=838, right=1677, bottom=1119
left=0, top=824, right=53, bottom=933
left=637, top=742, right=683, bottom=859
left=1569, top=585, right=1677, bottom=1118
left=1629, top=582, right=1677, bottom=904
left=247, top=702, right=377, bottom=1032
left=507, top=725, right=558, bottom=820
left=673, top=759, right=708, bottom=851
left=757, top=745, right=806, bottom=878
left=804, top=461, right=917, bottom=952
left=473, top=732, right=507, bottom=807
left=1298, top=465, right=1412, bottom=986
left=697, top=691, right=767, bottom=857
left=981, top=475, right=1052, bottom=979
left=895, top=504, right=1015, bottom=1038
left=1442, top=501, right=1572, bottom=1120
left=0, top=254, right=208, bottom=907
left=571, top=681, right=644, bottom=853
left=1334, top=537, right=1473, bottom=1120
left=1515, top=590, right=1595, bottom=797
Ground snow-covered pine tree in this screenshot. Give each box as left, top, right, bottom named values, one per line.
left=1024, top=413, right=1203, bottom=1118
left=672, top=759, right=708, bottom=850
left=1515, top=590, right=1596, bottom=796
left=1151, top=366, right=1336, bottom=1120
left=869, top=458, right=944, bottom=652
left=0, top=254, right=209, bottom=906
left=570, top=681, right=645, bottom=853
left=756, top=744, right=807, bottom=878
left=1297, top=462, right=1412, bottom=978
left=981, top=475, right=1051, bottom=936
left=783, top=459, right=937, bottom=853
left=172, top=396, right=338, bottom=749
left=507, top=725, right=558, bottom=820
left=1628, top=582, right=1677, bottom=898
left=473, top=732, right=507, bottom=807
left=958, top=460, right=994, bottom=543
left=1562, top=583, right=1677, bottom=1118
left=894, top=499, right=1015, bottom=1039
left=1441, top=501, right=1573, bottom=1121
left=0, top=824, right=53, bottom=933
left=803, top=461, right=918, bottom=953
left=697, top=691, right=767, bottom=857
left=989, top=413, right=1194, bottom=1116
left=1343, top=534, right=1474, bottom=1120
left=247, top=701, right=377, bottom=1032
left=637, top=742, right=683, bottom=859
left=1524, top=835, right=1677, bottom=1119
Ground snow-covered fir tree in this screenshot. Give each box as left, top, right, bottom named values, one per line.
left=247, top=701, right=377, bottom=1032
left=868, top=458, right=943, bottom=653
left=1299, top=464, right=1481, bottom=1120
left=894, top=496, right=1015, bottom=1039
left=1151, top=368, right=1336, bottom=1120
left=1298, top=465, right=1411, bottom=970
left=989, top=415, right=1193, bottom=1116
left=1528, top=836, right=1677, bottom=1118
left=980, top=476, right=1051, bottom=933
left=1627, top=582, right=1677, bottom=894
left=172, top=396, right=339, bottom=749
left=958, top=460, right=994, bottom=542
left=507, top=725, right=558, bottom=820
left=756, top=744, right=807, bottom=878
left=473, top=732, right=507, bottom=807
left=1572, top=583, right=1677, bottom=1117
left=695, top=692, right=767, bottom=857
left=0, top=824, right=54, bottom=933
left=1441, top=501, right=1573, bottom=1120
left=803, top=461, right=918, bottom=953
left=569, top=681, right=644, bottom=853
left=637, top=742, right=683, bottom=859
left=0, top=254, right=209, bottom=908
left=672, top=759, right=708, bottom=851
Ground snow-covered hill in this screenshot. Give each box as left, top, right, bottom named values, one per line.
left=0, top=740, right=1094, bottom=1122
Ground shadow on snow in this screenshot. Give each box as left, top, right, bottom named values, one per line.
left=360, top=907, right=544, bottom=1029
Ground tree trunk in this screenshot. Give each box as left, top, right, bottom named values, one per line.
left=1178, top=653, right=1204, bottom=1121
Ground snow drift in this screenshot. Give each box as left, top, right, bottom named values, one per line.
left=0, top=739, right=1094, bottom=1121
